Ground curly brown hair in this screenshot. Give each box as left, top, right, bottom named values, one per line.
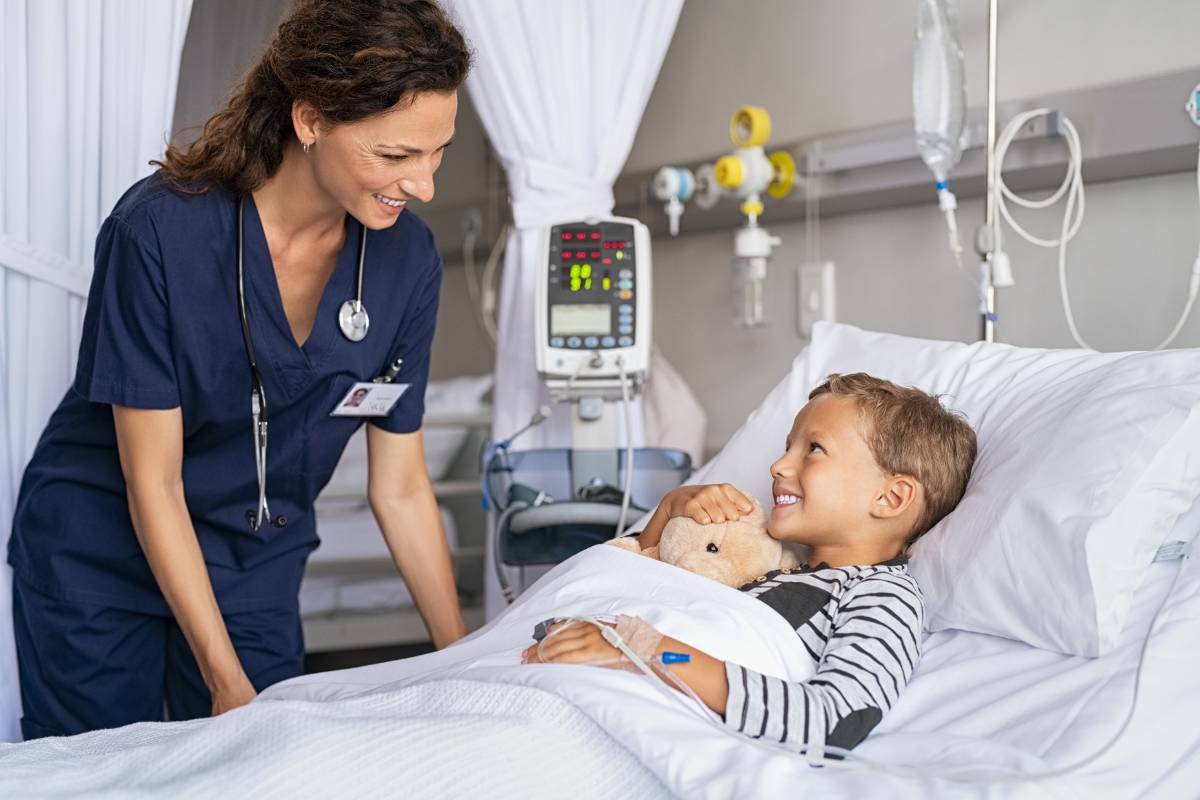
left=155, top=0, right=471, bottom=194
left=809, top=372, right=977, bottom=547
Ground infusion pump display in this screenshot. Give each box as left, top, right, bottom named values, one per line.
left=535, top=217, right=652, bottom=382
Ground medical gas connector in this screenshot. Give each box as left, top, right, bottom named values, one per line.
left=714, top=106, right=795, bottom=326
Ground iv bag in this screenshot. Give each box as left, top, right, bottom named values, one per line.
left=913, top=0, right=966, bottom=183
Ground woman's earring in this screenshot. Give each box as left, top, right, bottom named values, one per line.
left=303, top=141, right=311, bottom=154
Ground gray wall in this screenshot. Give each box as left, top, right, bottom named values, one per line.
left=173, top=0, right=1200, bottom=448
left=624, top=0, right=1200, bottom=449
left=171, top=0, right=290, bottom=144
left=627, top=0, right=1200, bottom=171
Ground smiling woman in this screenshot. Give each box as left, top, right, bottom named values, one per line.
left=156, top=0, right=467, bottom=200
left=6, top=0, right=473, bottom=741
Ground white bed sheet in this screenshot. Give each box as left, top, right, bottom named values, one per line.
left=262, top=544, right=1200, bottom=799
left=1, top=544, right=1195, bottom=798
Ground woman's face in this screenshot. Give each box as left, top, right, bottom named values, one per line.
left=307, top=90, right=458, bottom=230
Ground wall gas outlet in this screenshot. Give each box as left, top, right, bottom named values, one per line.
left=798, top=261, right=836, bottom=338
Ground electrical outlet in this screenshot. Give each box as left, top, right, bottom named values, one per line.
left=798, top=261, right=836, bottom=338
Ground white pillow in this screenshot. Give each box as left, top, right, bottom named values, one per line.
left=681, top=322, right=1200, bottom=657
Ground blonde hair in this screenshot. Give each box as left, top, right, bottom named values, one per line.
left=809, top=373, right=977, bottom=546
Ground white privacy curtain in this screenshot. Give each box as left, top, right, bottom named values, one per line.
left=0, top=0, right=192, bottom=742
left=446, top=0, right=682, bottom=447
left=444, top=0, right=682, bottom=617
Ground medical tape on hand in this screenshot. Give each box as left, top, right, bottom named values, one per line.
left=613, top=615, right=663, bottom=665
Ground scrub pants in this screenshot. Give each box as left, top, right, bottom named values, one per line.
left=12, top=577, right=305, bottom=740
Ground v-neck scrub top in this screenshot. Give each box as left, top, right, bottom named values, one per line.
left=8, top=173, right=443, bottom=615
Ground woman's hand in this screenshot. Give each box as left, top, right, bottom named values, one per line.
left=637, top=484, right=757, bottom=549
left=521, top=621, right=622, bottom=667
left=210, top=670, right=258, bottom=716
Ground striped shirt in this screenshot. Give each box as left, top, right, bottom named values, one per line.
left=723, top=555, right=923, bottom=754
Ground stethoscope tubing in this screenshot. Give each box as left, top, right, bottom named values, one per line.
left=235, top=196, right=368, bottom=530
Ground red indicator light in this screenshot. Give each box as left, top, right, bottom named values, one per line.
left=576, top=251, right=586, bottom=258
left=577, top=233, right=588, bottom=240
left=591, top=251, right=600, bottom=258
left=601, top=257, right=612, bottom=265
left=561, top=252, right=571, bottom=260
left=561, top=233, right=570, bottom=241
left=591, top=232, right=601, bottom=240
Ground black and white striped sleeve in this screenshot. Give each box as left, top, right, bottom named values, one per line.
left=721, top=572, right=924, bottom=754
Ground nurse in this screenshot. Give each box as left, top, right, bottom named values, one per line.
left=7, top=0, right=471, bottom=738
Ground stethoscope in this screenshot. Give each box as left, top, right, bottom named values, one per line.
left=236, top=197, right=370, bottom=530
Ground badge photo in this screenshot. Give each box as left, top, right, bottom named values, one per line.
left=330, top=381, right=409, bottom=417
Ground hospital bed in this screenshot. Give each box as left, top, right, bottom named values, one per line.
left=300, top=375, right=492, bottom=653
left=2, top=326, right=1197, bottom=799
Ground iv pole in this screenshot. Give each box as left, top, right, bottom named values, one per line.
left=978, top=0, right=998, bottom=342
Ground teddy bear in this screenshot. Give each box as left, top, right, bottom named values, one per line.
left=608, top=496, right=800, bottom=587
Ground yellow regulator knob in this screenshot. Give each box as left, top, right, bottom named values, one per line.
left=740, top=199, right=765, bottom=217
left=767, top=150, right=797, bottom=199
left=714, top=155, right=745, bottom=189
left=730, top=105, right=771, bottom=147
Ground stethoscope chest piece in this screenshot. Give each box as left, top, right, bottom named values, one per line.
left=338, top=298, right=370, bottom=342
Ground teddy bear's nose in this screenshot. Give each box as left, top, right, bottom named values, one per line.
left=706, top=543, right=719, bottom=553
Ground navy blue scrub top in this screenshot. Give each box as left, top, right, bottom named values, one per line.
left=7, top=172, right=443, bottom=615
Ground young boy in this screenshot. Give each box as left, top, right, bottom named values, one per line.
left=523, top=373, right=978, bottom=753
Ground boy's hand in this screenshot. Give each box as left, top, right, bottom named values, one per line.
left=664, top=483, right=756, bottom=525
left=522, top=621, right=621, bottom=666
left=637, top=484, right=756, bottom=549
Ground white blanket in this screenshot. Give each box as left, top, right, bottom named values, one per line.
left=0, top=679, right=668, bottom=799
left=264, top=546, right=1200, bottom=799
left=2, top=546, right=1197, bottom=799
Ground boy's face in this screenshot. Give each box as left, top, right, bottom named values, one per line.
left=767, top=394, right=890, bottom=547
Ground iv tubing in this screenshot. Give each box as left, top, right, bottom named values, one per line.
left=614, top=357, right=635, bottom=538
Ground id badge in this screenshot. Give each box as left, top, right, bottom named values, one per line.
left=330, top=381, right=410, bottom=417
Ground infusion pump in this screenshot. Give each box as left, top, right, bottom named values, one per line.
left=535, top=217, right=652, bottom=395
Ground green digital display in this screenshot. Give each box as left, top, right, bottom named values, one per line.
left=568, top=263, right=603, bottom=293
